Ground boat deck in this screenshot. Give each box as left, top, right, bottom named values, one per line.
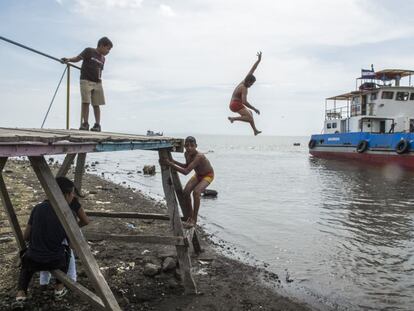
left=0, top=128, right=184, bottom=157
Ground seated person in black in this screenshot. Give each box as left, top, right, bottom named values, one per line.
left=14, top=177, right=78, bottom=307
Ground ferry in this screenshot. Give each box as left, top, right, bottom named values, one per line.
left=309, top=68, right=414, bottom=169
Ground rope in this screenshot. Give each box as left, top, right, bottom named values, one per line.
left=41, top=66, right=68, bottom=128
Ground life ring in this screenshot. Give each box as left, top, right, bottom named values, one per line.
left=356, top=140, right=368, bottom=153
left=396, top=139, right=410, bottom=154
left=308, top=139, right=316, bottom=149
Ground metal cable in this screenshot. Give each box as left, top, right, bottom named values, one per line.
left=41, top=66, right=68, bottom=128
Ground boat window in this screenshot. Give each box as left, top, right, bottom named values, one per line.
left=370, top=92, right=378, bottom=100
left=410, top=93, right=414, bottom=100
left=396, top=92, right=409, bottom=101
left=381, top=91, right=394, bottom=99
left=352, top=96, right=360, bottom=104
left=332, top=123, right=337, bottom=128
left=327, top=123, right=332, bottom=129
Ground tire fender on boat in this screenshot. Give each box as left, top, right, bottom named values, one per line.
left=396, top=139, right=410, bottom=154
left=308, top=139, right=316, bottom=149
left=356, top=140, right=368, bottom=153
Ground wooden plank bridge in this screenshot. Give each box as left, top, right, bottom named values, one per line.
left=0, top=128, right=201, bottom=311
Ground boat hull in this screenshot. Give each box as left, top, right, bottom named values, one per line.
left=308, top=132, right=414, bottom=169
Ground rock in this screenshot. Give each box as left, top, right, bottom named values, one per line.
left=143, top=263, right=160, bottom=276
left=89, top=190, right=98, bottom=195
left=143, top=256, right=161, bottom=266
left=167, top=278, right=179, bottom=289
left=162, top=257, right=177, bottom=272
left=143, top=165, right=156, bottom=175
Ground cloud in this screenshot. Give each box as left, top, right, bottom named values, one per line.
left=159, top=4, right=175, bottom=17
left=73, top=0, right=143, bottom=13
left=2, top=0, right=414, bottom=135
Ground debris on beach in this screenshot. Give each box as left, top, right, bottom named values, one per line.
left=143, top=165, right=156, bottom=175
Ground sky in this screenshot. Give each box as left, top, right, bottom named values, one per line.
left=1, top=0, right=414, bottom=136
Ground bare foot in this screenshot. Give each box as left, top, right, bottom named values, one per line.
left=228, top=117, right=234, bottom=123
left=254, top=130, right=262, bottom=136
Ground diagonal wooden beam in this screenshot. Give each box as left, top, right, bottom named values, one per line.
left=0, top=157, right=6, bottom=171
left=168, top=157, right=202, bottom=254
left=0, top=157, right=25, bottom=250
left=52, top=270, right=105, bottom=310
left=158, top=149, right=197, bottom=294
left=56, top=153, right=76, bottom=177
left=74, top=153, right=86, bottom=192
left=29, top=156, right=121, bottom=311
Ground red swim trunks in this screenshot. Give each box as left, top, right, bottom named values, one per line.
left=229, top=100, right=244, bottom=112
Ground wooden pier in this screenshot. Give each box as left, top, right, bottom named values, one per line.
left=0, top=128, right=200, bottom=311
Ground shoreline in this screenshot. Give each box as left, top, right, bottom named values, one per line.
left=0, top=159, right=315, bottom=311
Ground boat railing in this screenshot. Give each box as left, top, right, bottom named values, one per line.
left=325, top=105, right=348, bottom=120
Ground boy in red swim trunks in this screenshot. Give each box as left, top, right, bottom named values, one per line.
left=162, top=136, right=214, bottom=228
left=228, top=51, right=262, bottom=135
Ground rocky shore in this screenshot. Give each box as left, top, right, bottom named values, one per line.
left=0, top=159, right=314, bottom=311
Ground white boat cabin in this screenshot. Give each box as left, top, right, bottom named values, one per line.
left=323, top=69, right=414, bottom=134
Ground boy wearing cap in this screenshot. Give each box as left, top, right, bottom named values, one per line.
left=162, top=136, right=214, bottom=227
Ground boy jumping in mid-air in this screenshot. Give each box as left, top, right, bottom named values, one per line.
left=228, top=51, right=262, bottom=135
left=162, top=136, right=214, bottom=228
left=61, top=37, right=113, bottom=132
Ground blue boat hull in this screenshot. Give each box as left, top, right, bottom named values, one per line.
left=308, top=132, right=414, bottom=169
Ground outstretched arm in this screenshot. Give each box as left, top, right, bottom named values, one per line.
left=246, top=51, right=262, bottom=77
left=164, top=154, right=201, bottom=175
left=61, top=55, right=82, bottom=64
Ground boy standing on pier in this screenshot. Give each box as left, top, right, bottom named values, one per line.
left=61, top=37, right=113, bottom=132
left=161, top=136, right=214, bottom=228
left=228, top=51, right=262, bottom=135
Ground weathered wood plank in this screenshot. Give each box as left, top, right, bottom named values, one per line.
left=29, top=156, right=121, bottom=311
left=85, top=210, right=170, bottom=220
left=56, top=153, right=76, bottom=177
left=51, top=270, right=105, bottom=311
left=0, top=128, right=185, bottom=152
left=74, top=153, right=86, bottom=192
left=0, top=157, right=25, bottom=250
left=168, top=156, right=202, bottom=255
left=85, top=232, right=187, bottom=246
left=159, top=149, right=197, bottom=294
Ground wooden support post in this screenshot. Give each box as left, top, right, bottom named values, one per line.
left=158, top=149, right=197, bottom=294
left=74, top=153, right=86, bottom=192
left=29, top=156, right=121, bottom=311
left=0, top=157, right=25, bottom=250
left=169, top=160, right=202, bottom=255
left=52, top=270, right=105, bottom=311
left=56, top=153, right=76, bottom=177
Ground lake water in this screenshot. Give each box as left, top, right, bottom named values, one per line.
left=83, top=134, right=414, bottom=311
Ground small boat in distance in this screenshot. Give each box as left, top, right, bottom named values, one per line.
left=309, top=68, right=414, bottom=169
left=146, top=130, right=163, bottom=136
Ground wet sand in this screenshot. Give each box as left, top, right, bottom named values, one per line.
left=0, top=159, right=314, bottom=311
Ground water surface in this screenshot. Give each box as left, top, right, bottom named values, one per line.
left=85, top=135, right=414, bottom=311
